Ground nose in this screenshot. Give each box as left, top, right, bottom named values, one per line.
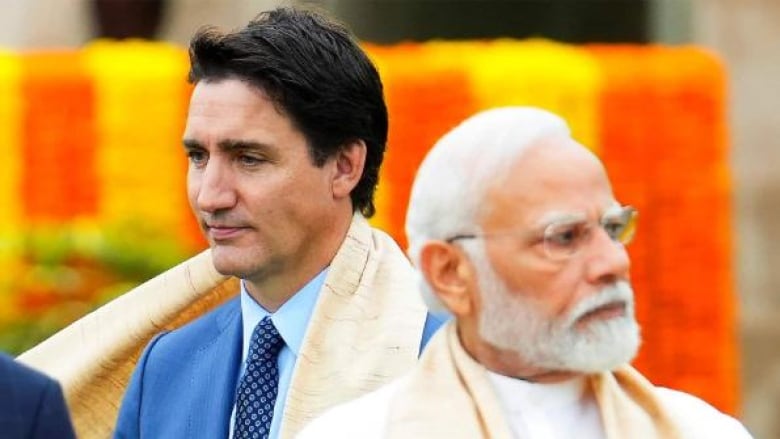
left=190, top=160, right=237, bottom=213
left=584, top=226, right=631, bottom=284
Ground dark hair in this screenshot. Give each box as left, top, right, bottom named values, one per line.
left=187, top=7, right=388, bottom=218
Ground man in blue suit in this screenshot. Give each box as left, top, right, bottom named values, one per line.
left=0, top=353, right=76, bottom=439
left=114, top=6, right=444, bottom=439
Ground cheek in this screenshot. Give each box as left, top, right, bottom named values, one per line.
left=488, top=245, right=548, bottom=297
left=496, top=253, right=584, bottom=319
left=278, top=168, right=335, bottom=214
left=290, top=164, right=331, bottom=194
left=186, top=171, right=201, bottom=208
left=242, top=179, right=302, bottom=224
left=544, top=266, right=589, bottom=319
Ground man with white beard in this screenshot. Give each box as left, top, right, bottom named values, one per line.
left=298, top=106, right=753, bottom=438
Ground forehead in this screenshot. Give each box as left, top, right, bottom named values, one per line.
left=480, top=135, right=616, bottom=230
left=183, top=78, right=294, bottom=142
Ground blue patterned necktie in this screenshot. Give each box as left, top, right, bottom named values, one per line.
left=233, top=316, right=285, bottom=439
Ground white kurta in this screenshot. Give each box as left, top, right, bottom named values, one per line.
left=486, top=373, right=605, bottom=439
left=300, top=374, right=752, bottom=439
left=299, top=324, right=753, bottom=439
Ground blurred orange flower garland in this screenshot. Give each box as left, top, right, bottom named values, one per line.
left=0, top=51, right=23, bottom=325
left=21, top=52, right=98, bottom=221
left=0, top=41, right=737, bottom=415
left=589, top=45, right=736, bottom=414
left=83, top=41, right=198, bottom=248
left=0, top=44, right=196, bottom=353
left=364, top=43, right=478, bottom=244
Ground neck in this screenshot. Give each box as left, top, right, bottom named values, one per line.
left=244, top=210, right=355, bottom=312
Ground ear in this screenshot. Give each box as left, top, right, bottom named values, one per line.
left=419, top=241, right=478, bottom=317
left=331, top=138, right=367, bottom=200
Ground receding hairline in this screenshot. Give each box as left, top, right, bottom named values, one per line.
left=471, top=132, right=579, bottom=223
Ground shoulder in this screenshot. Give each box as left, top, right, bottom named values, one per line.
left=0, top=352, right=53, bottom=391
left=128, top=296, right=241, bottom=387
left=655, top=387, right=754, bottom=438
left=145, top=296, right=240, bottom=358
left=0, top=353, right=75, bottom=438
left=299, top=377, right=407, bottom=438
left=115, top=297, right=242, bottom=435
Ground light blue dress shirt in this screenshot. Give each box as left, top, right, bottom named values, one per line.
left=228, top=269, right=327, bottom=439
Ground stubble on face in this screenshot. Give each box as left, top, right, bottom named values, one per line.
left=183, top=79, right=344, bottom=304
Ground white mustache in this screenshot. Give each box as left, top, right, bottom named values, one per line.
left=567, top=281, right=634, bottom=326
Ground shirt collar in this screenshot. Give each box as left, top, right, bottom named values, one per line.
left=239, top=269, right=328, bottom=357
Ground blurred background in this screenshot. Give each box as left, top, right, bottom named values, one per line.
left=0, top=0, right=777, bottom=437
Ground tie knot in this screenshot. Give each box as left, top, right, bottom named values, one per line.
left=250, top=316, right=284, bottom=358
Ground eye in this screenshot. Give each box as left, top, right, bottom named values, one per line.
left=545, top=223, right=587, bottom=248
left=186, top=149, right=207, bottom=166
left=602, top=208, right=637, bottom=244
left=602, top=219, right=626, bottom=240
left=237, top=154, right=265, bottom=167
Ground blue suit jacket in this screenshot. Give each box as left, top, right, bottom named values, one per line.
left=0, top=353, right=76, bottom=439
left=114, top=297, right=445, bottom=438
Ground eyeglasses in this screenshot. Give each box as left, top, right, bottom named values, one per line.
left=446, top=205, right=638, bottom=261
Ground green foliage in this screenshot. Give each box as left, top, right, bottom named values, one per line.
left=0, top=218, right=197, bottom=355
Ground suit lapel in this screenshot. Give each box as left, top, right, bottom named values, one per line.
left=186, top=297, right=243, bottom=438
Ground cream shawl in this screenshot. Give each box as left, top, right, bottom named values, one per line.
left=279, top=214, right=427, bottom=438
left=384, top=322, right=684, bottom=439
left=17, top=214, right=428, bottom=439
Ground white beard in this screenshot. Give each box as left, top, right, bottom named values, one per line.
left=470, top=243, right=641, bottom=374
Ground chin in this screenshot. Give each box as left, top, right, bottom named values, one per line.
left=211, top=257, right=243, bottom=277
left=566, top=318, right=642, bottom=373
left=209, top=246, right=253, bottom=278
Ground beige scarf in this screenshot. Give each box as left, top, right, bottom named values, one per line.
left=385, top=322, right=684, bottom=439
left=279, top=214, right=427, bottom=438
left=18, top=214, right=427, bottom=439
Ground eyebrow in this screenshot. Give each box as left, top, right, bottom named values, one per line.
left=182, top=138, right=273, bottom=152
left=533, top=211, right=588, bottom=231
left=601, top=203, right=624, bottom=217
left=531, top=202, right=624, bottom=230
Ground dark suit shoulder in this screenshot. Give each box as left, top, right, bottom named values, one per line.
left=0, top=353, right=76, bottom=439
left=0, top=352, right=53, bottom=397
